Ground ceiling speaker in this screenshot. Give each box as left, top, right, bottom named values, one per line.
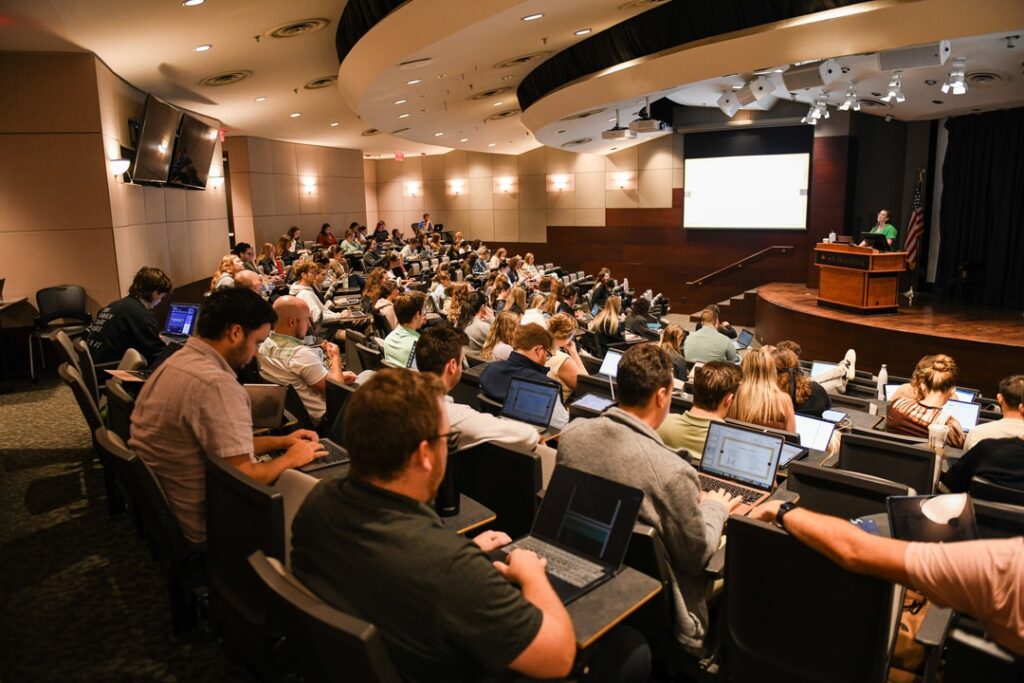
left=781, top=59, right=840, bottom=91
left=877, top=41, right=951, bottom=71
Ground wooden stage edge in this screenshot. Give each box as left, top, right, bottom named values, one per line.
left=755, top=283, right=1024, bottom=394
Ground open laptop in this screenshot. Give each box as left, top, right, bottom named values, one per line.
left=953, top=387, right=979, bottom=403
left=732, top=328, right=754, bottom=350
left=245, top=384, right=287, bottom=429
left=794, top=414, right=836, bottom=452
left=940, top=399, right=981, bottom=433
left=498, top=466, right=643, bottom=604
left=299, top=438, right=350, bottom=473
left=161, top=303, right=200, bottom=343
left=887, top=494, right=978, bottom=542
left=500, top=376, right=561, bottom=433
left=697, top=421, right=785, bottom=506
left=809, top=360, right=837, bottom=379
left=779, top=443, right=809, bottom=470
left=597, top=349, right=624, bottom=378
left=570, top=393, right=615, bottom=415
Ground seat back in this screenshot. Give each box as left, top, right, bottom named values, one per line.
left=622, top=524, right=675, bottom=650
left=829, top=393, right=877, bottom=412
left=36, top=284, right=89, bottom=326
left=576, top=372, right=616, bottom=400
left=275, top=470, right=319, bottom=568
left=786, top=461, right=912, bottom=518
left=324, top=378, right=358, bottom=442
left=118, top=347, right=148, bottom=372
left=105, top=379, right=136, bottom=443
left=722, top=516, right=902, bottom=683
left=838, top=433, right=937, bottom=495
left=73, top=337, right=101, bottom=404
left=970, top=476, right=1024, bottom=506
left=58, top=362, right=103, bottom=438
left=972, top=499, right=1024, bottom=539
left=344, top=329, right=367, bottom=373
left=454, top=441, right=541, bottom=538
left=281, top=385, right=318, bottom=431
left=943, top=626, right=1023, bottom=682
left=356, top=343, right=383, bottom=371
left=475, top=392, right=503, bottom=416
left=53, top=329, right=81, bottom=371
left=248, top=550, right=402, bottom=683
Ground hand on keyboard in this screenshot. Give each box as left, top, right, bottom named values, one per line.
left=702, top=487, right=745, bottom=513
left=493, top=549, right=547, bottom=588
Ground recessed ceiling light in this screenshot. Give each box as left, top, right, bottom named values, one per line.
left=434, top=132, right=444, bottom=137
left=406, top=79, right=421, bottom=85
left=330, top=122, right=339, bottom=127
left=493, top=101, right=504, bottom=106
left=254, top=96, right=267, bottom=102
left=460, top=138, right=469, bottom=142
left=394, top=99, right=407, bottom=105
left=488, top=142, right=497, bottom=147
left=522, top=13, right=543, bottom=21
left=499, top=75, right=515, bottom=81
left=193, top=44, right=212, bottom=52
left=290, top=112, right=301, bottom=118
left=398, top=113, right=410, bottom=119
left=182, top=0, right=205, bottom=6
left=575, top=28, right=591, bottom=36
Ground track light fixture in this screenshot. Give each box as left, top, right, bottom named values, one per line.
left=941, top=57, right=968, bottom=95
left=882, top=71, right=906, bottom=103
left=801, top=93, right=830, bottom=126
left=838, top=83, right=860, bottom=111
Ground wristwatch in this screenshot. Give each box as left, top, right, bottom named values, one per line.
left=776, top=501, right=798, bottom=530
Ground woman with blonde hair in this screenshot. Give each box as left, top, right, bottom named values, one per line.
left=445, top=282, right=471, bottom=326
left=660, top=324, right=688, bottom=380
left=886, top=354, right=966, bottom=447
left=546, top=313, right=589, bottom=400
left=480, top=310, right=521, bottom=361
left=771, top=347, right=834, bottom=419
left=589, top=294, right=624, bottom=346
left=522, top=252, right=540, bottom=279
left=506, top=286, right=527, bottom=316
left=729, top=346, right=797, bottom=432
left=210, top=254, right=242, bottom=291
left=488, top=247, right=507, bottom=270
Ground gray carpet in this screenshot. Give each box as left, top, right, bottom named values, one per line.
left=0, top=378, right=257, bottom=682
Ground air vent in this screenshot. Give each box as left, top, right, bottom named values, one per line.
left=618, top=0, right=670, bottom=9
left=266, top=18, right=330, bottom=39
left=966, top=71, right=1006, bottom=88
left=561, top=108, right=607, bottom=121
left=858, top=98, right=891, bottom=109
left=562, top=137, right=593, bottom=147
left=486, top=109, right=521, bottom=121
left=304, top=75, right=337, bottom=90
left=469, top=87, right=511, bottom=101
left=362, top=128, right=381, bottom=136
left=399, top=58, right=433, bottom=70
left=391, top=127, right=410, bottom=135
left=200, top=70, right=252, bottom=87
left=494, top=51, right=551, bottom=69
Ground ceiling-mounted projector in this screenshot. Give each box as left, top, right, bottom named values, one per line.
left=629, top=118, right=668, bottom=133
left=602, top=126, right=637, bottom=140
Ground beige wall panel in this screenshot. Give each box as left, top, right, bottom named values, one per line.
left=545, top=148, right=575, bottom=175
left=638, top=168, right=673, bottom=208
left=401, top=187, right=423, bottom=214
left=208, top=218, right=230, bottom=259
left=339, top=149, right=363, bottom=177
left=320, top=176, right=346, bottom=213
left=574, top=172, right=606, bottom=209
left=362, top=157, right=377, bottom=184
left=376, top=158, right=401, bottom=183
left=445, top=210, right=469, bottom=234
left=0, top=53, right=101, bottom=134
left=111, top=226, right=135, bottom=298
left=185, top=186, right=211, bottom=221
left=492, top=154, right=517, bottom=179
left=298, top=185, right=321, bottom=216
left=673, top=167, right=684, bottom=189
left=164, top=186, right=188, bottom=222
left=639, top=135, right=674, bottom=170
left=248, top=137, right=273, bottom=173
left=673, top=133, right=684, bottom=169
left=144, top=222, right=172, bottom=276
left=606, top=147, right=639, bottom=172
left=271, top=140, right=297, bottom=175
left=547, top=208, right=574, bottom=227
left=518, top=148, right=545, bottom=176
left=397, top=157, right=422, bottom=181
left=469, top=210, right=494, bottom=242
left=378, top=181, right=403, bottom=212
left=519, top=175, right=546, bottom=210
left=519, top=209, right=546, bottom=243
left=162, top=221, right=192, bottom=286
left=467, top=152, right=492, bottom=179
left=575, top=208, right=605, bottom=226
left=546, top=185, right=574, bottom=210
left=445, top=150, right=468, bottom=179
left=295, top=144, right=319, bottom=179
left=224, top=137, right=250, bottom=173
left=378, top=212, right=405, bottom=237
left=422, top=155, right=445, bottom=180
left=341, top=178, right=365, bottom=212
left=493, top=188, right=519, bottom=211
left=232, top=215, right=255, bottom=247
left=468, top=177, right=493, bottom=211
left=250, top=174, right=276, bottom=216
left=493, top=209, right=519, bottom=243
left=253, top=216, right=283, bottom=248
left=144, top=185, right=168, bottom=223
left=423, top=179, right=446, bottom=213
left=575, top=153, right=605, bottom=173
left=606, top=188, right=639, bottom=209
left=273, top=174, right=300, bottom=216
left=446, top=190, right=469, bottom=213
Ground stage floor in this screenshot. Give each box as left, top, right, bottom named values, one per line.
left=755, top=283, right=1024, bottom=392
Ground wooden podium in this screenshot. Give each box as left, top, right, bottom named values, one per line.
left=814, top=243, right=906, bottom=314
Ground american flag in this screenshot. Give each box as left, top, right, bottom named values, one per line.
left=904, top=172, right=926, bottom=270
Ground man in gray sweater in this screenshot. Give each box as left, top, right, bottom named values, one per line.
left=556, top=343, right=741, bottom=653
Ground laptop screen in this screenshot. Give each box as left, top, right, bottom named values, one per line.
left=700, top=422, right=784, bottom=490
left=887, top=494, right=977, bottom=542
left=501, top=377, right=560, bottom=427
left=794, top=414, right=836, bottom=451
left=533, top=466, right=643, bottom=567
left=809, top=361, right=837, bottom=378
left=736, top=329, right=754, bottom=347
left=884, top=383, right=899, bottom=400
left=779, top=443, right=806, bottom=469
left=953, top=387, right=978, bottom=403
left=163, top=303, right=200, bottom=336
left=598, top=349, right=624, bottom=378
left=941, top=399, right=981, bottom=432
left=571, top=393, right=614, bottom=413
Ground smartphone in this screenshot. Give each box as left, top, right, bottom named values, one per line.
left=821, top=409, right=847, bottom=423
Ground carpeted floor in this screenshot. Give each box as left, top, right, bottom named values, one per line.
left=0, top=377, right=258, bottom=682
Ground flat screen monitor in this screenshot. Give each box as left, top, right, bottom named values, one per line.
left=860, top=231, right=891, bottom=251
left=129, top=94, right=181, bottom=184
left=168, top=113, right=219, bottom=189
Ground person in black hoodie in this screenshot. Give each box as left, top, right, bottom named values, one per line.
left=87, top=267, right=173, bottom=364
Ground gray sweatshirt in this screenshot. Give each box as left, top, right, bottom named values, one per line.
left=556, top=407, right=729, bottom=650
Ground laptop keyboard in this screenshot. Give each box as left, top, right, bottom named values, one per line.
left=299, top=439, right=349, bottom=472
left=505, top=537, right=604, bottom=588
left=698, top=475, right=764, bottom=505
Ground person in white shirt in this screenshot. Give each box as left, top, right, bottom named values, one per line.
left=415, top=325, right=557, bottom=484
left=964, top=375, right=1024, bottom=450
left=488, top=247, right=507, bottom=271
left=289, top=261, right=351, bottom=329
left=374, top=281, right=399, bottom=332
left=258, top=296, right=358, bottom=422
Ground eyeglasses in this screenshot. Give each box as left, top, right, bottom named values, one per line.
left=430, top=430, right=461, bottom=449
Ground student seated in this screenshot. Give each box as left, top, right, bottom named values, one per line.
left=777, top=340, right=857, bottom=394
left=87, top=266, right=172, bottom=365
left=460, top=292, right=493, bottom=350
left=545, top=313, right=589, bottom=401
left=886, top=354, right=966, bottom=448
left=963, top=374, right=1024, bottom=450
left=692, top=303, right=737, bottom=340
left=658, top=361, right=741, bottom=461
left=772, top=347, right=832, bottom=418
left=373, top=281, right=399, bottom=333
left=291, top=370, right=576, bottom=681
left=258, top=296, right=358, bottom=424
left=129, top=288, right=325, bottom=543
left=289, top=261, right=352, bottom=329
left=684, top=308, right=738, bottom=364
left=480, top=310, right=519, bottom=361
left=659, top=324, right=688, bottom=380
left=382, top=291, right=426, bottom=368
left=210, top=254, right=243, bottom=291
left=556, top=344, right=742, bottom=653
left=624, top=298, right=660, bottom=340
left=729, top=346, right=797, bottom=433
left=478, top=324, right=569, bottom=429
left=588, top=295, right=625, bottom=347
left=941, top=387, right=1024, bottom=493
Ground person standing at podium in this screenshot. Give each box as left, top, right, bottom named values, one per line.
left=858, top=208, right=898, bottom=249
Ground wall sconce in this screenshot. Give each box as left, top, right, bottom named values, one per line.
left=609, top=172, right=634, bottom=191
left=494, top=176, right=516, bottom=194
left=404, top=181, right=421, bottom=198
left=209, top=175, right=225, bottom=189
left=301, top=177, right=317, bottom=195
left=447, top=179, right=465, bottom=196
left=547, top=174, right=574, bottom=192
left=110, top=158, right=131, bottom=177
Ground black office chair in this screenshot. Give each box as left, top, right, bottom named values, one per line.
left=972, top=499, right=1024, bottom=539
left=205, top=454, right=286, bottom=672
left=785, top=461, right=911, bottom=519
left=105, top=379, right=135, bottom=444
left=475, top=392, right=503, bottom=416
left=838, top=433, right=936, bottom=496
left=463, top=349, right=486, bottom=367
left=29, top=284, right=92, bottom=380
left=248, top=550, right=402, bottom=683
left=323, top=378, right=358, bottom=442
left=969, top=476, right=1024, bottom=506
left=454, top=441, right=542, bottom=538
left=283, top=385, right=319, bottom=432
left=721, top=516, right=903, bottom=682
left=355, top=343, right=383, bottom=372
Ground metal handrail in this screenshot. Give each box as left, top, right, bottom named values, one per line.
left=685, top=245, right=793, bottom=287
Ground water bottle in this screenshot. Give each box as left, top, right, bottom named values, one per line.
left=876, top=364, right=888, bottom=400
left=434, top=456, right=460, bottom=517
left=828, top=230, right=837, bottom=243
left=623, top=277, right=630, bottom=292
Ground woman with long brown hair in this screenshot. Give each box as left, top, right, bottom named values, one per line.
left=771, top=347, right=833, bottom=418
left=660, top=324, right=688, bottom=380
left=729, top=346, right=797, bottom=433
left=480, top=310, right=520, bottom=361
left=546, top=313, right=588, bottom=400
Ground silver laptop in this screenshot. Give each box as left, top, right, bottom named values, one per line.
left=697, top=421, right=785, bottom=506
left=941, top=399, right=981, bottom=433
left=732, top=328, right=754, bottom=350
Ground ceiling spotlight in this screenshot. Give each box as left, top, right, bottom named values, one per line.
left=801, top=93, right=831, bottom=126
left=838, top=83, right=860, bottom=111
left=460, top=138, right=469, bottom=142
left=717, top=91, right=740, bottom=118
left=882, top=71, right=906, bottom=103
left=493, top=101, right=504, bottom=107
left=330, top=122, right=339, bottom=127
left=941, top=57, right=968, bottom=95
left=182, top=0, right=205, bottom=6
left=254, top=96, right=267, bottom=102
left=434, top=132, right=444, bottom=137
left=487, top=143, right=497, bottom=147
left=398, top=113, right=410, bottom=119
left=406, top=79, right=421, bottom=85
left=522, top=13, right=543, bottom=21
left=394, top=99, right=407, bottom=105
left=290, top=112, right=302, bottom=118
left=575, top=28, right=592, bottom=36
left=193, top=44, right=212, bottom=52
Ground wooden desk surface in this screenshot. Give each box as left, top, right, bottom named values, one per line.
left=567, top=567, right=662, bottom=649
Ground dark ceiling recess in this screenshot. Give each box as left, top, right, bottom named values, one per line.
left=335, top=0, right=405, bottom=63
left=516, top=0, right=872, bottom=111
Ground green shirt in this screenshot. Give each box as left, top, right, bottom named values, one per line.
left=871, top=223, right=898, bottom=243
left=657, top=411, right=722, bottom=462
left=383, top=325, right=420, bottom=367
left=292, top=477, right=543, bottom=683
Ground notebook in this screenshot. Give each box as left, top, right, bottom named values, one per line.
left=500, top=376, right=561, bottom=431
left=941, top=399, right=981, bottom=433
left=161, top=303, right=200, bottom=342
left=499, top=466, right=643, bottom=604
left=598, top=349, right=624, bottom=378
left=887, top=494, right=978, bottom=542
left=732, top=328, right=754, bottom=350
left=794, top=414, right=836, bottom=452
left=698, top=422, right=785, bottom=506
left=245, top=384, right=287, bottom=429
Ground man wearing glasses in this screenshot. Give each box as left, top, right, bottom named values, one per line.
left=290, top=369, right=576, bottom=681
left=479, top=323, right=570, bottom=429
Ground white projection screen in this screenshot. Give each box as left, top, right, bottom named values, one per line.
left=683, top=153, right=810, bottom=230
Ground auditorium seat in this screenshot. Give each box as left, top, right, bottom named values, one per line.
left=453, top=441, right=541, bottom=538
left=105, top=379, right=135, bottom=445
left=785, top=461, right=910, bottom=519
left=970, top=476, right=1024, bottom=506
left=838, top=433, right=936, bottom=496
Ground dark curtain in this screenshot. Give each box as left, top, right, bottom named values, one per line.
left=937, top=107, right=1024, bottom=309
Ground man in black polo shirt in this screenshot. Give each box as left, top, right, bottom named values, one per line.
left=290, top=369, right=575, bottom=682
left=478, top=323, right=570, bottom=428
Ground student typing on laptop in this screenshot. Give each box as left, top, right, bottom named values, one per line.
left=557, top=344, right=742, bottom=654
left=87, top=267, right=173, bottom=364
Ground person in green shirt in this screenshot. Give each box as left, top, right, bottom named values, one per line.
left=859, top=208, right=898, bottom=249
left=658, top=361, right=741, bottom=461
left=383, top=291, right=426, bottom=367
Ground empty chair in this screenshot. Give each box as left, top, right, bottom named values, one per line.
left=721, top=516, right=903, bottom=682
left=786, top=461, right=912, bottom=518
left=274, top=470, right=319, bottom=568
left=248, top=550, right=402, bottom=683
left=105, top=379, right=135, bottom=444
left=453, top=441, right=542, bottom=538
left=838, top=433, right=938, bottom=496
left=29, top=284, right=92, bottom=380
left=969, top=476, right=1024, bottom=506
left=204, top=454, right=285, bottom=668
left=972, top=499, right=1024, bottom=539
left=52, top=328, right=81, bottom=373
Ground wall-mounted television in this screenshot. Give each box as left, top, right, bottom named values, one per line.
left=128, top=94, right=181, bottom=184
left=167, top=113, right=219, bottom=189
